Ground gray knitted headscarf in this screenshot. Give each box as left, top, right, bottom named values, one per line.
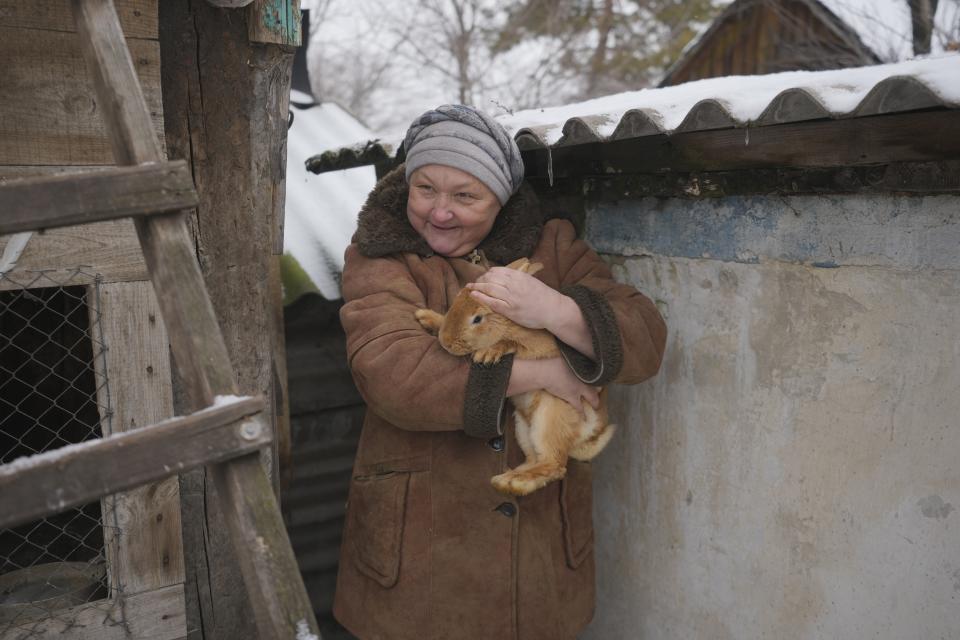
left=403, top=104, right=524, bottom=205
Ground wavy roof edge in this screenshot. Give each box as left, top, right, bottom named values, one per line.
left=306, top=55, right=959, bottom=173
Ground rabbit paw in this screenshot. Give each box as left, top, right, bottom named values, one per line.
left=491, top=470, right=547, bottom=496
left=473, top=346, right=507, bottom=365
left=491, top=464, right=566, bottom=496
left=415, top=309, right=444, bottom=334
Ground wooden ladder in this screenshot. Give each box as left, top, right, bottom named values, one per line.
left=0, top=0, right=320, bottom=637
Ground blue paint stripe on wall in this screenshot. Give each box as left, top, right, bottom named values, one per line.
left=585, top=194, right=960, bottom=270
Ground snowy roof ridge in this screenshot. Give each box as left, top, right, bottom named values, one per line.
left=306, top=54, right=959, bottom=173
left=502, top=54, right=959, bottom=148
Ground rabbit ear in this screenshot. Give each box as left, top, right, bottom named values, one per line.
left=505, top=258, right=544, bottom=276
left=504, top=258, right=530, bottom=271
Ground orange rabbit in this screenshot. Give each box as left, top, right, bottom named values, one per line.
left=415, top=258, right=615, bottom=496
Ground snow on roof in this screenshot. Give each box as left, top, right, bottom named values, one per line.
left=284, top=90, right=376, bottom=300
left=308, top=53, right=959, bottom=170
left=500, top=54, right=960, bottom=148
left=818, top=0, right=960, bottom=61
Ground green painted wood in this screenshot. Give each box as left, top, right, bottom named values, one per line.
left=248, top=0, right=300, bottom=45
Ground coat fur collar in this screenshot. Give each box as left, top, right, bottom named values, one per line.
left=353, top=164, right=544, bottom=265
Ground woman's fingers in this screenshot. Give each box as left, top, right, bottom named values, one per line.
left=470, top=268, right=558, bottom=330
left=466, top=281, right=509, bottom=297
left=468, top=289, right=509, bottom=313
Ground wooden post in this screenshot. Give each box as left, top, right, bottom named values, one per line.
left=90, top=281, right=184, bottom=600
left=157, top=0, right=300, bottom=637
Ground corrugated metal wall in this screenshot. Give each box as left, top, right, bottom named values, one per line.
left=282, top=293, right=362, bottom=639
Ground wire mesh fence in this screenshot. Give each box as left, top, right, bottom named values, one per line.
left=0, top=268, right=116, bottom=637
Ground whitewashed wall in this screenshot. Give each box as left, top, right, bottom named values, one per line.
left=581, top=194, right=960, bottom=639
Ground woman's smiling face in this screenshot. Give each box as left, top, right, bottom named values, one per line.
left=406, top=164, right=502, bottom=257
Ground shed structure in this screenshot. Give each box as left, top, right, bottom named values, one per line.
left=0, top=5, right=183, bottom=637
left=659, top=0, right=960, bottom=86
left=0, top=1, right=311, bottom=639
left=308, top=54, right=960, bottom=638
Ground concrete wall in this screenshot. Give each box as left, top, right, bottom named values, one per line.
left=580, top=194, right=960, bottom=639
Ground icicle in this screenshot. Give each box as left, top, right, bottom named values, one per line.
left=547, top=145, right=554, bottom=187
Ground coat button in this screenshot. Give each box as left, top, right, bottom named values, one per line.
left=488, top=436, right=504, bottom=451
left=495, top=502, right=517, bottom=517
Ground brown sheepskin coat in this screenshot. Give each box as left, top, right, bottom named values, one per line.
left=332, top=166, right=666, bottom=640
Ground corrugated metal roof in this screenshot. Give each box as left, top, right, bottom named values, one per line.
left=285, top=91, right=376, bottom=300
left=306, top=55, right=959, bottom=173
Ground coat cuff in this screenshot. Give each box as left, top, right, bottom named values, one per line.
left=558, top=285, right=623, bottom=386
left=463, top=353, right=513, bottom=439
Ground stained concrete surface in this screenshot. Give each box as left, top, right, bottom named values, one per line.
left=581, top=194, right=960, bottom=640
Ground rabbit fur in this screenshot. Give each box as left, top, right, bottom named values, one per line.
left=415, top=258, right=615, bottom=496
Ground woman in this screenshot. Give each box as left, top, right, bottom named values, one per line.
left=333, top=105, right=666, bottom=640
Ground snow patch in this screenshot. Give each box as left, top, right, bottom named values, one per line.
left=1, top=396, right=255, bottom=477
left=0, top=437, right=106, bottom=477
left=211, top=394, right=250, bottom=409
left=295, top=619, right=319, bottom=640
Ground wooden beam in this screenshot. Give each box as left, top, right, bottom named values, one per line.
left=1, top=582, right=186, bottom=640
left=524, top=110, right=960, bottom=178
left=580, top=160, right=960, bottom=200
left=0, top=220, right=148, bottom=292
left=73, top=1, right=318, bottom=637
left=0, top=396, right=268, bottom=530
left=0, top=161, right=198, bottom=235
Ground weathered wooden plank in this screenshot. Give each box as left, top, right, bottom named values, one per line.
left=0, top=26, right=164, bottom=165
left=0, top=0, right=157, bottom=38
left=0, top=161, right=198, bottom=235
left=209, top=453, right=319, bottom=637
left=1, top=583, right=186, bottom=640
left=247, top=0, right=301, bottom=45
left=74, top=1, right=318, bottom=637
left=0, top=396, right=268, bottom=530
left=0, top=165, right=110, bottom=181
left=580, top=161, right=960, bottom=200
left=0, top=220, right=148, bottom=291
left=92, top=281, right=184, bottom=597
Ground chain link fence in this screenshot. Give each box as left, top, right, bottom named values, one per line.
left=0, top=268, right=116, bottom=637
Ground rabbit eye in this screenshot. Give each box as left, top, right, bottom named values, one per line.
left=471, top=315, right=482, bottom=325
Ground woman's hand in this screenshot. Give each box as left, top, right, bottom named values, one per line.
left=467, top=267, right=562, bottom=330
left=468, top=267, right=596, bottom=359
left=507, top=358, right=600, bottom=416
